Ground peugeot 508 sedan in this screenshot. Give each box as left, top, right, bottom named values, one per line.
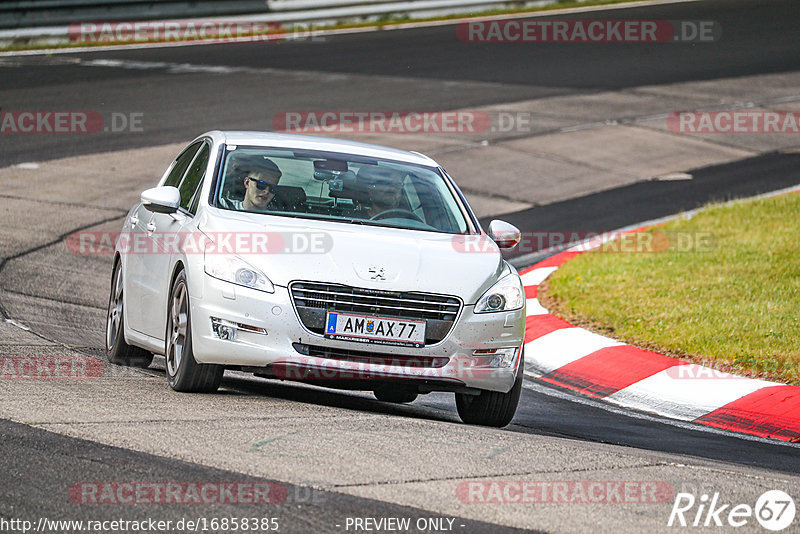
left=106, top=131, right=525, bottom=426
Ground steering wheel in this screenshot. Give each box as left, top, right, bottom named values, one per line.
left=369, top=209, right=424, bottom=223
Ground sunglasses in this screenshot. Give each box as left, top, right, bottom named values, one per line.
left=247, top=177, right=279, bottom=192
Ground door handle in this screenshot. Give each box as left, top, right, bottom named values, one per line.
left=130, top=215, right=139, bottom=226
left=146, top=222, right=157, bottom=232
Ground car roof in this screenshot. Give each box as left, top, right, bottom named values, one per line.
left=212, top=131, right=438, bottom=167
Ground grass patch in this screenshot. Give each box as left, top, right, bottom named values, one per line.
left=541, top=192, right=800, bottom=385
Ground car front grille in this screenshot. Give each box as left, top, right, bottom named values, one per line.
left=289, top=281, right=462, bottom=345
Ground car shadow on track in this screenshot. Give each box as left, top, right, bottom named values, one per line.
left=140, top=354, right=466, bottom=426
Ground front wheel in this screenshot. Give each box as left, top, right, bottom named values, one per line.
left=165, top=270, right=223, bottom=393
left=455, top=350, right=523, bottom=427
left=105, top=260, right=153, bottom=368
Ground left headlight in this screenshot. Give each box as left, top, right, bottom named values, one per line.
left=474, top=274, right=524, bottom=313
left=204, top=253, right=275, bottom=293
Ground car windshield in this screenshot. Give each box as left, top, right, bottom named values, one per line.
left=215, top=146, right=470, bottom=234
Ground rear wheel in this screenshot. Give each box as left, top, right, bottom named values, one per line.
left=105, top=261, right=153, bottom=368
left=373, top=386, right=418, bottom=404
left=165, top=270, right=223, bottom=393
left=455, top=350, right=523, bottom=427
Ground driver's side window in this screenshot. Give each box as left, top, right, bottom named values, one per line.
left=178, top=143, right=210, bottom=212
left=163, top=142, right=201, bottom=188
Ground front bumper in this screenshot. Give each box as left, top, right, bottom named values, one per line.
left=190, top=275, right=525, bottom=393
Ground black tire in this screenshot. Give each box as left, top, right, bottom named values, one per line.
left=455, top=350, right=524, bottom=427
left=105, top=260, right=153, bottom=368
left=373, top=386, right=418, bottom=404
left=165, top=270, right=223, bottom=393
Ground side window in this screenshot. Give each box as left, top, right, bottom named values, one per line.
left=188, top=179, right=204, bottom=215
left=178, top=142, right=210, bottom=211
left=163, top=142, right=201, bottom=187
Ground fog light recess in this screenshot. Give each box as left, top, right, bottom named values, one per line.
left=211, top=317, right=266, bottom=341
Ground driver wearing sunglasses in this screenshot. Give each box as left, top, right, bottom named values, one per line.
left=238, top=158, right=284, bottom=212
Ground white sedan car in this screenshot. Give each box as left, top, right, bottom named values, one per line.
left=106, top=131, right=526, bottom=426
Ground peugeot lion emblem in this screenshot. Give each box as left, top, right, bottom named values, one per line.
left=368, top=266, right=386, bottom=281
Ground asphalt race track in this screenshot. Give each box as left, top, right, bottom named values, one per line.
left=1, top=1, right=800, bottom=532
left=2, top=0, right=800, bottom=165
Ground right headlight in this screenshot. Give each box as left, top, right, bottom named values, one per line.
left=474, top=274, right=524, bottom=313
left=204, top=252, right=275, bottom=294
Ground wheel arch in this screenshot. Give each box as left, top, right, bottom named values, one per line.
left=169, top=259, right=186, bottom=291
left=165, top=260, right=188, bottom=331
left=112, top=252, right=128, bottom=342
left=165, top=259, right=196, bottom=350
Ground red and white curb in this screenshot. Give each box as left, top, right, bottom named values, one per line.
left=519, top=248, right=800, bottom=444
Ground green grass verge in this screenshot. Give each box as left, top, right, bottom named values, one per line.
left=541, top=192, right=800, bottom=385
left=0, top=0, right=647, bottom=52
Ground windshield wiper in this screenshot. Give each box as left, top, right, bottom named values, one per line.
left=340, top=218, right=386, bottom=227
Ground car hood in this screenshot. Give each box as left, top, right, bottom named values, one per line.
left=197, top=210, right=506, bottom=304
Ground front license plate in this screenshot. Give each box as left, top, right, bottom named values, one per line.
left=324, top=312, right=426, bottom=348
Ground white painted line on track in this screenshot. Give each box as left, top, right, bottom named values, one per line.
left=525, top=298, right=549, bottom=316
left=4, top=318, right=31, bottom=331
left=524, top=328, right=623, bottom=374
left=520, top=378, right=800, bottom=448
left=520, top=266, right=557, bottom=286
left=605, top=367, right=778, bottom=421
left=653, top=172, right=692, bottom=181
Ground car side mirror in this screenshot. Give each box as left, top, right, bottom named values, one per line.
left=487, top=220, right=521, bottom=250
left=141, top=186, right=180, bottom=214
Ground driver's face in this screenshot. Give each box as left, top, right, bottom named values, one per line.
left=368, top=173, right=403, bottom=210
left=243, top=170, right=280, bottom=210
